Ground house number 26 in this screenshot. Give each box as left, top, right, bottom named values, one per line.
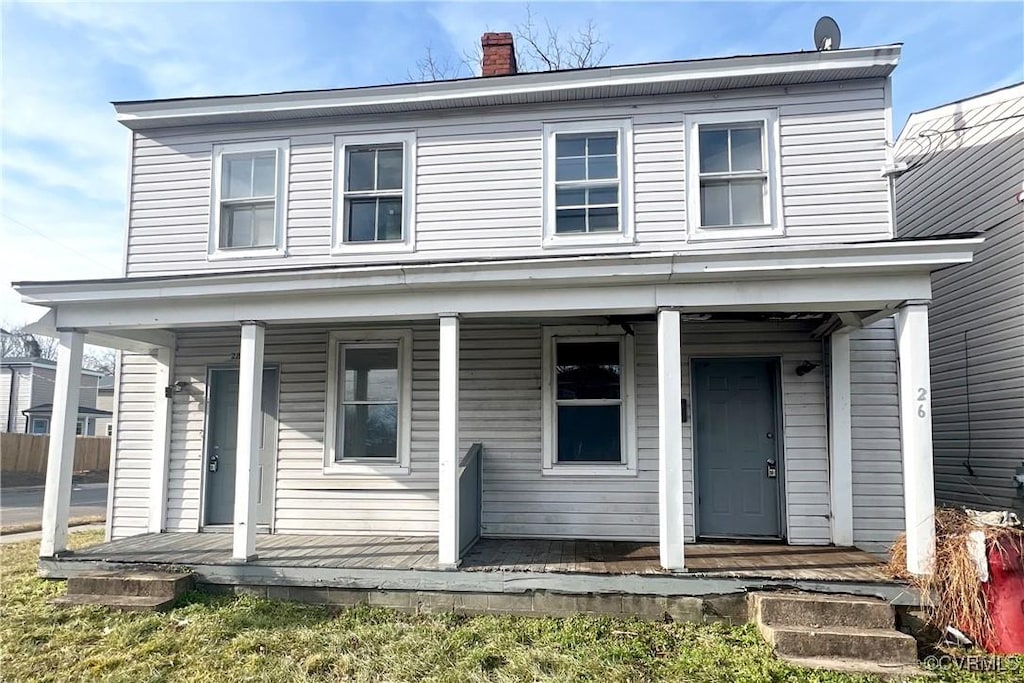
left=917, top=388, right=928, bottom=418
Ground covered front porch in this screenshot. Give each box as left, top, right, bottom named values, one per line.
left=16, top=241, right=978, bottom=582
left=40, top=532, right=916, bottom=607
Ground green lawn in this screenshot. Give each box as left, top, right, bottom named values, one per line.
left=1, top=532, right=1019, bottom=682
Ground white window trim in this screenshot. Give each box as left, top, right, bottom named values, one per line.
left=685, top=109, right=783, bottom=241
left=31, top=418, right=49, bottom=434
left=208, top=139, right=289, bottom=260
left=541, top=325, right=637, bottom=477
left=542, top=119, right=635, bottom=248
left=332, top=131, right=417, bottom=256
left=323, top=328, right=413, bottom=476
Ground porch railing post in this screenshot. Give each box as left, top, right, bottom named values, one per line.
left=896, top=302, right=936, bottom=575
left=657, top=309, right=685, bottom=571
left=828, top=329, right=854, bottom=547
left=232, top=321, right=265, bottom=562
left=148, top=343, right=175, bottom=533
left=437, top=313, right=460, bottom=568
left=40, top=329, right=85, bottom=558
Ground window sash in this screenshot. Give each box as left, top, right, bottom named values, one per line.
left=213, top=144, right=284, bottom=253
left=343, top=144, right=406, bottom=243
left=552, top=337, right=625, bottom=464
left=552, top=131, right=622, bottom=235
left=696, top=122, right=768, bottom=228
left=336, top=342, right=401, bottom=462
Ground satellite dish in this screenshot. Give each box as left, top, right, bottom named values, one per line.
left=814, top=16, right=841, bottom=51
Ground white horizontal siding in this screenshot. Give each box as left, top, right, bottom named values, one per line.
left=165, top=324, right=440, bottom=536
left=680, top=321, right=830, bottom=545
left=849, top=318, right=905, bottom=554
left=895, top=89, right=1024, bottom=513
left=150, top=319, right=844, bottom=544
left=125, top=79, right=892, bottom=276
left=109, top=352, right=157, bottom=539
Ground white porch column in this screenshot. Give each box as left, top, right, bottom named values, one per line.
left=232, top=321, right=265, bottom=562
left=828, top=329, right=854, bottom=547
left=657, top=309, right=685, bottom=571
left=148, top=345, right=174, bottom=533
left=437, top=313, right=460, bottom=568
left=896, top=303, right=936, bottom=575
left=40, top=329, right=85, bottom=557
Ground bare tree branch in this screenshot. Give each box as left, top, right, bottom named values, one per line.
left=410, top=4, right=610, bottom=82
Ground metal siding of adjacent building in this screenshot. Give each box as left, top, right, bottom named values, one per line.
left=124, top=79, right=892, bottom=275
left=896, top=88, right=1024, bottom=513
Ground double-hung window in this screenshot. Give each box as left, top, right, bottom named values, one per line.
left=542, top=327, right=636, bottom=476
left=686, top=110, right=781, bottom=239
left=543, top=120, right=633, bottom=245
left=325, top=329, right=412, bottom=474
left=211, top=140, right=288, bottom=256
left=334, top=132, right=416, bottom=253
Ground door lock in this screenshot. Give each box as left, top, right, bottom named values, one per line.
left=209, top=454, right=219, bottom=473
left=766, top=458, right=778, bottom=479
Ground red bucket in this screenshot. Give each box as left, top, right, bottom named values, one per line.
left=982, top=535, right=1024, bottom=654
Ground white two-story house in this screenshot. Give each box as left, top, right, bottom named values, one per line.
left=18, top=34, right=979, bottom=585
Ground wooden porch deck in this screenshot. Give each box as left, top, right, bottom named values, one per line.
left=53, top=533, right=894, bottom=583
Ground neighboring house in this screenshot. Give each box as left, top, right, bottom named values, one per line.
left=894, top=83, right=1024, bottom=515
left=94, top=375, right=115, bottom=437
left=0, top=357, right=109, bottom=435
left=16, top=33, right=980, bottom=581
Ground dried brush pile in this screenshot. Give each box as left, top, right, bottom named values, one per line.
left=889, top=507, right=1024, bottom=647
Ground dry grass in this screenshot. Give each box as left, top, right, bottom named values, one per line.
left=890, top=507, right=1024, bottom=648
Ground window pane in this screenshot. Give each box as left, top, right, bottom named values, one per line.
left=345, top=198, right=376, bottom=242
left=588, top=207, right=619, bottom=232
left=555, top=134, right=586, bottom=158
left=347, top=149, right=376, bottom=191
left=587, top=186, right=618, bottom=205
left=699, top=128, right=729, bottom=173
left=556, top=157, right=586, bottom=182
left=224, top=156, right=252, bottom=199
left=587, top=134, right=617, bottom=156
left=731, top=179, right=765, bottom=225
left=342, top=404, right=397, bottom=459
left=557, top=405, right=621, bottom=462
left=700, top=180, right=730, bottom=227
left=377, top=148, right=404, bottom=191
left=376, top=198, right=403, bottom=241
left=555, top=208, right=586, bottom=233
left=252, top=153, right=277, bottom=196
left=587, top=155, right=617, bottom=180
left=556, top=187, right=586, bottom=207
left=253, top=204, right=276, bottom=246
left=730, top=127, right=763, bottom=172
left=221, top=205, right=253, bottom=248
left=344, top=346, right=399, bottom=401
left=557, top=341, right=620, bottom=399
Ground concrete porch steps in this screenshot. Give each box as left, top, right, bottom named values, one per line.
left=750, top=592, right=922, bottom=674
left=53, top=569, right=194, bottom=612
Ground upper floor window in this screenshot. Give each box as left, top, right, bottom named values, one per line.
left=210, top=140, right=288, bottom=258
left=334, top=132, right=416, bottom=254
left=543, top=120, right=633, bottom=247
left=686, top=110, right=781, bottom=240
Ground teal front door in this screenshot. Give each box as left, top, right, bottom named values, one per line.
left=204, top=367, right=279, bottom=526
left=694, top=358, right=782, bottom=539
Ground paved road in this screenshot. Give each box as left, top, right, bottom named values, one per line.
left=1, top=483, right=108, bottom=527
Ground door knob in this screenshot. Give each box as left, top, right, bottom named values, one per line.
left=766, top=458, right=778, bottom=479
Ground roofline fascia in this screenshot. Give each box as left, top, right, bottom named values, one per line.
left=113, top=45, right=901, bottom=129
left=14, top=237, right=980, bottom=307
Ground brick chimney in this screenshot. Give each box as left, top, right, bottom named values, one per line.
left=481, top=32, right=517, bottom=77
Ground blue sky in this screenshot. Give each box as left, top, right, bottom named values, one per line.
left=2, top=1, right=1022, bottom=324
